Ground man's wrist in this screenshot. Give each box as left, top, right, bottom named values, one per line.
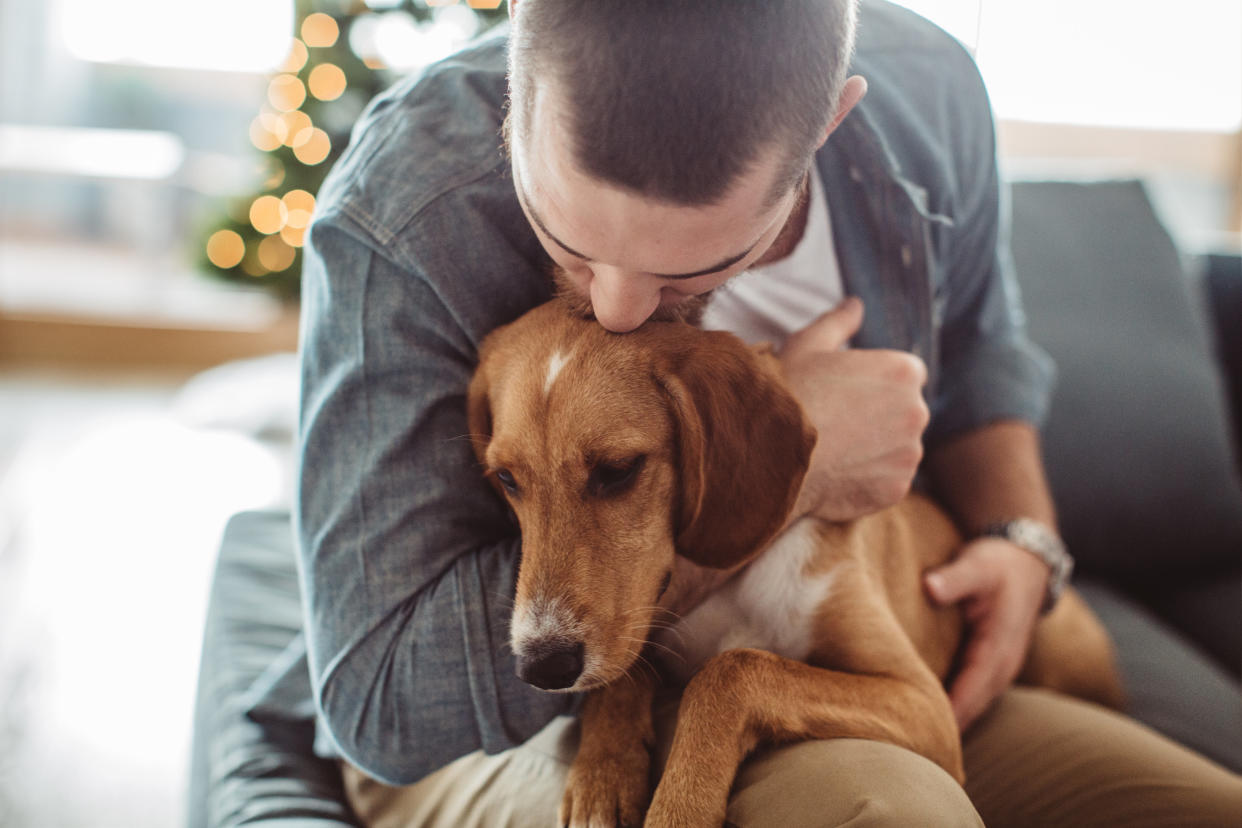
left=981, top=518, right=1073, bottom=614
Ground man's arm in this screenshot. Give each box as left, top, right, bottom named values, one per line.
left=297, top=209, right=568, bottom=785
left=913, top=38, right=1060, bottom=730
left=925, top=420, right=1056, bottom=534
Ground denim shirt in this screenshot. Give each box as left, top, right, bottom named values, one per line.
left=289, top=0, right=1055, bottom=785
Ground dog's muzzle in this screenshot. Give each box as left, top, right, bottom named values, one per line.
left=516, top=639, right=584, bottom=690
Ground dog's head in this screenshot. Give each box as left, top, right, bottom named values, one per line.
left=467, top=300, right=815, bottom=691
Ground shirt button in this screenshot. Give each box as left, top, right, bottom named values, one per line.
left=849, top=165, right=863, bottom=182
left=900, top=244, right=913, bottom=267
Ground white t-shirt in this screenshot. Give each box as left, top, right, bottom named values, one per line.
left=702, top=167, right=844, bottom=347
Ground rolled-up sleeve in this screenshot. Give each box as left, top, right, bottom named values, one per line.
left=925, top=51, right=1056, bottom=445
left=296, top=208, right=571, bottom=785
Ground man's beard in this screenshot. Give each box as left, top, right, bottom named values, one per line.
left=550, top=265, right=713, bottom=328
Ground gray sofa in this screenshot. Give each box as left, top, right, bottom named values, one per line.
left=187, top=179, right=1242, bottom=826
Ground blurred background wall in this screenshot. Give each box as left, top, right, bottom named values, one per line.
left=0, top=1, right=1237, bottom=827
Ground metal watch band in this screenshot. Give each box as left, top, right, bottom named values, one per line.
left=982, top=518, right=1074, bottom=614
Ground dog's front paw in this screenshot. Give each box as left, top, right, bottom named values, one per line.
left=559, top=742, right=650, bottom=828
left=644, top=783, right=727, bottom=828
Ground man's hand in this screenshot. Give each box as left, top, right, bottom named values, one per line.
left=780, top=297, right=930, bottom=523
left=924, top=537, right=1049, bottom=730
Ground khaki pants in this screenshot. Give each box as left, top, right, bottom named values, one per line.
left=343, top=688, right=1242, bottom=827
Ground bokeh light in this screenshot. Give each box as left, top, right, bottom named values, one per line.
left=281, top=190, right=316, bottom=229
left=280, top=224, right=307, bottom=248
left=258, top=235, right=298, bottom=272
left=241, top=244, right=270, bottom=277
left=249, top=195, right=289, bottom=234
left=292, top=128, right=332, bottom=165
left=205, top=230, right=245, bottom=268
left=308, top=63, right=348, bottom=101
left=279, top=38, right=308, bottom=73
left=302, top=13, right=340, bottom=48
left=353, top=7, right=481, bottom=72
left=267, top=74, right=307, bottom=112
left=437, top=3, right=482, bottom=40
left=248, top=113, right=283, bottom=151
left=280, top=111, right=313, bottom=147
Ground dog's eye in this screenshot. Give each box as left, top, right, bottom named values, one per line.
left=493, top=468, right=518, bottom=494
left=587, top=455, right=646, bottom=498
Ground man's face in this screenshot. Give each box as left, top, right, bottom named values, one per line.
left=510, top=85, right=804, bottom=333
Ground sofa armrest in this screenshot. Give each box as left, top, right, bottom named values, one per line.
left=1203, top=251, right=1242, bottom=467
left=187, top=511, right=359, bottom=828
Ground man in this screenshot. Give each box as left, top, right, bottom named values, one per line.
left=296, top=1, right=1241, bottom=824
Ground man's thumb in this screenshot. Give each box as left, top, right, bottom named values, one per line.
left=924, top=558, right=984, bottom=606
left=787, top=296, right=864, bottom=357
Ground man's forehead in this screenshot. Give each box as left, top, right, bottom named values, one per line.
left=511, top=116, right=794, bottom=277
left=520, top=80, right=787, bottom=215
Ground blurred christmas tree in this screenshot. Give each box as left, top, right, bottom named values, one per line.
left=199, top=0, right=507, bottom=300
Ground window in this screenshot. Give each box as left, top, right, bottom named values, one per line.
left=57, top=0, right=293, bottom=73
left=898, top=0, right=1241, bottom=131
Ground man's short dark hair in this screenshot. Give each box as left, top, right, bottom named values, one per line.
left=507, top=0, right=858, bottom=208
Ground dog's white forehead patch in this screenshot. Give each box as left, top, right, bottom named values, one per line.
left=543, top=348, right=574, bottom=397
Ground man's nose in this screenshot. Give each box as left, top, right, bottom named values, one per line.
left=589, top=267, right=660, bottom=333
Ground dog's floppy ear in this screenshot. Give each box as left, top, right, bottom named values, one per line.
left=466, top=357, right=493, bottom=468
left=468, top=318, right=521, bottom=479
left=655, top=329, right=816, bottom=568
left=468, top=340, right=516, bottom=506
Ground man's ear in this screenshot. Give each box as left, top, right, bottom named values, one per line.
left=818, top=75, right=868, bottom=147
left=655, top=329, right=816, bottom=568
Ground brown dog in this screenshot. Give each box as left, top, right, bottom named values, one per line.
left=467, top=299, right=1123, bottom=827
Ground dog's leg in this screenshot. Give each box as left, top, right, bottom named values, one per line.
left=561, top=666, right=658, bottom=828
left=645, top=648, right=961, bottom=828
left=1021, top=587, right=1126, bottom=710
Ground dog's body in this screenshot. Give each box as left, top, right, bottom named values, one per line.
left=468, top=300, right=1123, bottom=828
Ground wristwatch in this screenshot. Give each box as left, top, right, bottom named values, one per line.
left=982, top=518, right=1074, bottom=614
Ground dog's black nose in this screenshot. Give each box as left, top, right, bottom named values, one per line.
left=516, top=641, right=584, bottom=690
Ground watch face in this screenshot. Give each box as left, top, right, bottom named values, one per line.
left=1014, top=521, right=1042, bottom=550
left=992, top=519, right=1072, bottom=613
left=1007, top=521, right=1069, bottom=573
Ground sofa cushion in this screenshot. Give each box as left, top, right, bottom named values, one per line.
left=1008, top=179, right=1242, bottom=581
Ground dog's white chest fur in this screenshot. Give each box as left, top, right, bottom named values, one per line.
left=657, top=519, right=836, bottom=684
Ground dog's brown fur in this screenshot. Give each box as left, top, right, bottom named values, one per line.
left=468, top=300, right=1124, bottom=828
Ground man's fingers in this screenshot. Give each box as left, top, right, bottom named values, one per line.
left=948, top=624, right=1017, bottom=730
left=948, top=643, right=998, bottom=729
left=924, top=555, right=989, bottom=606
left=784, top=296, right=864, bottom=358
left=947, top=605, right=1032, bottom=730
left=933, top=540, right=1048, bottom=731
